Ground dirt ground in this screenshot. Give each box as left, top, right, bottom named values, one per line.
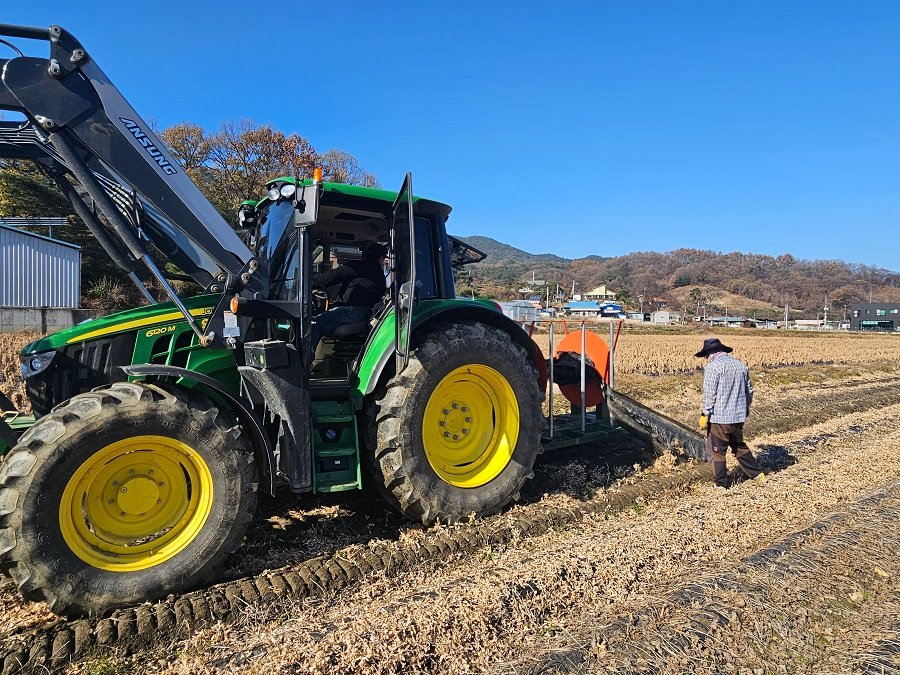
left=1, top=334, right=899, bottom=674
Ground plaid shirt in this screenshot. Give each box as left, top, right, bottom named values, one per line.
left=701, top=352, right=754, bottom=423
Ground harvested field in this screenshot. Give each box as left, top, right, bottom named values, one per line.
left=0, top=329, right=898, bottom=674
left=0, top=333, right=39, bottom=413
left=532, top=329, right=900, bottom=375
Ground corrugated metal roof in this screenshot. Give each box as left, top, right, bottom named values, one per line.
left=0, top=225, right=82, bottom=308
left=0, top=222, right=81, bottom=249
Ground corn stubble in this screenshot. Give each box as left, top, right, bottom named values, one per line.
left=533, top=331, right=900, bottom=376
left=0, top=332, right=39, bottom=412
left=0, top=331, right=899, bottom=673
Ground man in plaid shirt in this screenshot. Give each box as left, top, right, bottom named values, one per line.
left=696, top=338, right=764, bottom=487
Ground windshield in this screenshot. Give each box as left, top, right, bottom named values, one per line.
left=256, top=200, right=300, bottom=301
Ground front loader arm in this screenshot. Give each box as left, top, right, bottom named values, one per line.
left=0, top=23, right=267, bottom=346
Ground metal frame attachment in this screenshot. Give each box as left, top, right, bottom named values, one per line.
left=537, top=318, right=622, bottom=452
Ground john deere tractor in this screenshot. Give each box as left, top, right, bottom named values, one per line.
left=0, top=24, right=546, bottom=617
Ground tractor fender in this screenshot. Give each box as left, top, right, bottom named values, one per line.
left=121, top=364, right=278, bottom=496
left=357, top=302, right=544, bottom=397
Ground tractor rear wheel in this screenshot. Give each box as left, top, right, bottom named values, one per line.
left=0, top=382, right=257, bottom=617
left=369, top=322, right=543, bottom=524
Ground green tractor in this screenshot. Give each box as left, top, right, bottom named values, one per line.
left=0, top=23, right=547, bottom=617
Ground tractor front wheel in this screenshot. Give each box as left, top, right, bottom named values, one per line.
left=0, top=382, right=257, bottom=617
left=370, top=322, right=543, bottom=524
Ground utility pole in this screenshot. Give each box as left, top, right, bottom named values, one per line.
left=784, top=304, right=789, bottom=328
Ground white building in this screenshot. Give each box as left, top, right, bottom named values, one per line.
left=650, top=310, right=682, bottom=325
left=498, top=300, right=539, bottom=324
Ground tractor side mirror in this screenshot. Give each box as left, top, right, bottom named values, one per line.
left=237, top=204, right=257, bottom=229
left=291, top=183, right=320, bottom=228
left=236, top=202, right=258, bottom=246
left=398, top=280, right=413, bottom=310
left=397, top=280, right=421, bottom=310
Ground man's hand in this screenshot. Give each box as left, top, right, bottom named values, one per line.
left=698, top=414, right=709, bottom=431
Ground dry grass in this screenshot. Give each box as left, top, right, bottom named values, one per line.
left=0, top=332, right=39, bottom=412
left=1, top=329, right=899, bottom=673
left=100, top=403, right=900, bottom=675
left=533, top=329, right=900, bottom=375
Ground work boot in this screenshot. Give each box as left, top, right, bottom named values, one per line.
left=711, top=460, right=729, bottom=488
left=735, top=449, right=763, bottom=480
left=727, top=469, right=746, bottom=487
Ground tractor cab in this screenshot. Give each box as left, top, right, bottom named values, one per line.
left=0, top=22, right=560, bottom=620
left=248, top=175, right=456, bottom=386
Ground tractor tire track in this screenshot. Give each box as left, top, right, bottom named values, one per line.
left=0, top=459, right=708, bottom=673
left=529, top=479, right=900, bottom=674
left=1, top=374, right=896, bottom=672
left=746, top=375, right=900, bottom=437
left=223, top=376, right=900, bottom=580
left=118, top=401, right=900, bottom=674
left=624, top=371, right=900, bottom=437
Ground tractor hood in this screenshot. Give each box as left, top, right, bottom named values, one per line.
left=21, top=294, right=222, bottom=355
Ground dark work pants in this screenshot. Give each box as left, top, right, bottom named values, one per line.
left=705, top=422, right=762, bottom=487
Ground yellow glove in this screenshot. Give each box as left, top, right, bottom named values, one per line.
left=698, top=414, right=709, bottom=431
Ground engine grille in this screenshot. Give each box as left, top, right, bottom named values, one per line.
left=26, top=333, right=136, bottom=417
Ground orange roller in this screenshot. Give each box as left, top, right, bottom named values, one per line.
left=553, top=330, right=610, bottom=408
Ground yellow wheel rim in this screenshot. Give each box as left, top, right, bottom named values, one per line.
left=59, top=435, right=214, bottom=572
left=422, top=365, right=519, bottom=488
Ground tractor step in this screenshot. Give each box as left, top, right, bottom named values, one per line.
left=314, top=415, right=355, bottom=424
left=310, top=400, right=361, bottom=493
left=541, top=411, right=623, bottom=452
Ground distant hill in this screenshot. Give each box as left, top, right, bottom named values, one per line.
left=452, top=237, right=900, bottom=317
left=667, top=284, right=782, bottom=317
left=462, top=236, right=570, bottom=266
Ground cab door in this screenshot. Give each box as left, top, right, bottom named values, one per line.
left=390, top=172, right=416, bottom=374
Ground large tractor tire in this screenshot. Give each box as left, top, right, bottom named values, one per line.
left=369, top=322, right=543, bottom=524
left=0, top=382, right=257, bottom=617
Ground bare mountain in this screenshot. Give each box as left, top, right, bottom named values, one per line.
left=461, top=236, right=571, bottom=266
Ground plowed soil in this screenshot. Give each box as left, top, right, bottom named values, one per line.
left=0, top=335, right=898, bottom=674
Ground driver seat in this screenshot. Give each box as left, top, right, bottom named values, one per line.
left=327, top=322, right=370, bottom=340
left=311, top=320, right=371, bottom=378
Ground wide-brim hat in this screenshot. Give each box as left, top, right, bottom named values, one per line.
left=695, top=337, right=733, bottom=357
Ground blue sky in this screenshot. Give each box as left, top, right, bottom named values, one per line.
left=4, top=1, right=899, bottom=270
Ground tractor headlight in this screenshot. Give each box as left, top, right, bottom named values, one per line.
left=280, top=183, right=297, bottom=198
left=21, top=351, right=56, bottom=379
left=267, top=186, right=281, bottom=201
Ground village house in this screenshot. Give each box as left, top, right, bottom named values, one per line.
left=582, top=285, right=617, bottom=302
